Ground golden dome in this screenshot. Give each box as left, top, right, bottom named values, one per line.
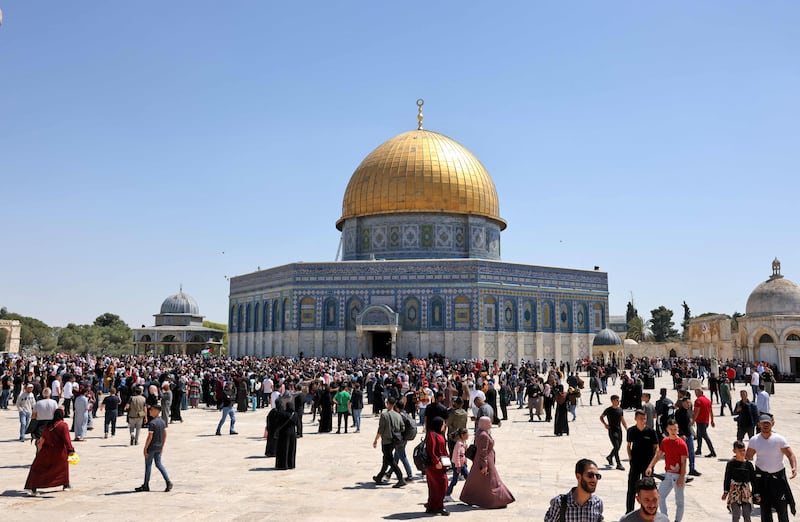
left=337, top=129, right=505, bottom=230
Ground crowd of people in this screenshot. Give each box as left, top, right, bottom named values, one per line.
left=2, top=351, right=797, bottom=520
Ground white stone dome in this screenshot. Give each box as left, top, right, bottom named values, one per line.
left=746, top=260, right=800, bottom=317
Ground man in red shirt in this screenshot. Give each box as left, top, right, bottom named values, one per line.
left=645, top=419, right=688, bottom=522
left=693, top=388, right=716, bottom=457
left=726, top=366, right=737, bottom=390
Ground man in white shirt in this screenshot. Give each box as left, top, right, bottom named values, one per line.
left=756, top=384, right=771, bottom=415
left=50, top=374, right=62, bottom=402
left=751, top=368, right=760, bottom=400
left=16, top=384, right=37, bottom=441
left=746, top=414, right=797, bottom=522
left=62, top=376, right=75, bottom=418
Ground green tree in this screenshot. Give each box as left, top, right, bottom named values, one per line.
left=626, top=315, right=649, bottom=342
left=681, top=301, right=691, bottom=340
left=626, top=301, right=638, bottom=324
left=650, top=306, right=679, bottom=342
left=94, top=313, right=124, bottom=328
left=731, top=311, right=743, bottom=333
left=204, top=320, right=228, bottom=355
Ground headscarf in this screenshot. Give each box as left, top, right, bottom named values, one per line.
left=49, top=408, right=65, bottom=428
left=430, top=416, right=445, bottom=434
left=477, top=416, right=492, bottom=435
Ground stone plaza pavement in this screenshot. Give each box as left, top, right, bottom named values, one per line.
left=1, top=374, right=798, bottom=521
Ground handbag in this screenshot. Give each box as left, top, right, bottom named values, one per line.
left=439, top=456, right=452, bottom=468
left=465, top=443, right=477, bottom=460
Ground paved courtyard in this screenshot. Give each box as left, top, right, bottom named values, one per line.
left=2, top=374, right=797, bottom=521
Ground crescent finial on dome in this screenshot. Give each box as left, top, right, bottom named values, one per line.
left=416, top=99, right=424, bottom=130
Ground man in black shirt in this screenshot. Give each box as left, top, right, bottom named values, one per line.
left=625, top=409, right=659, bottom=512
left=675, top=396, right=701, bottom=476
left=424, top=390, right=449, bottom=431
left=600, top=395, right=627, bottom=471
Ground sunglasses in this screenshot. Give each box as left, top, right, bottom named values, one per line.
left=584, top=472, right=602, bottom=480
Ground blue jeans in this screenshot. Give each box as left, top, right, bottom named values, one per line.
left=352, top=408, right=362, bottom=431
left=447, top=463, right=469, bottom=495
left=684, top=435, right=696, bottom=471
left=216, top=406, right=236, bottom=434
left=393, top=442, right=413, bottom=477
left=658, top=471, right=685, bottom=522
left=0, top=389, right=9, bottom=409
left=19, top=411, right=31, bottom=440
left=144, top=450, right=170, bottom=486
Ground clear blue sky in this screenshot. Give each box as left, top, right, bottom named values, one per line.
left=2, top=2, right=798, bottom=329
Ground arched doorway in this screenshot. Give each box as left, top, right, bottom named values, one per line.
left=371, top=332, right=392, bottom=358
left=356, top=304, right=400, bottom=358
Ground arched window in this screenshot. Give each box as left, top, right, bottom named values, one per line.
left=787, top=333, right=800, bottom=341
left=324, top=298, right=338, bottom=328
left=593, top=303, right=604, bottom=330
left=542, top=301, right=554, bottom=331
left=576, top=304, right=588, bottom=333
left=237, top=304, right=244, bottom=333
left=523, top=300, right=535, bottom=330
left=455, top=295, right=470, bottom=328
left=262, top=301, right=269, bottom=332
left=483, top=296, right=497, bottom=329
left=282, top=298, right=290, bottom=330
left=759, top=333, right=775, bottom=344
left=559, top=302, right=572, bottom=332
left=229, top=305, right=236, bottom=332
left=503, top=299, right=516, bottom=329
left=254, top=302, right=260, bottom=332
left=404, top=297, right=420, bottom=330
left=245, top=303, right=253, bottom=332
left=430, top=297, right=444, bottom=328
left=346, top=297, right=362, bottom=331
left=300, top=297, right=315, bottom=328
left=271, top=299, right=280, bottom=332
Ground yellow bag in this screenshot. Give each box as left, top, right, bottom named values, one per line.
left=67, top=452, right=79, bottom=465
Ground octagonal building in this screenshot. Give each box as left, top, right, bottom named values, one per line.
left=228, top=104, right=609, bottom=361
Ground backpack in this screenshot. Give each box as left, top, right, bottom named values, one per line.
left=413, top=438, right=431, bottom=472
left=401, top=412, right=418, bottom=441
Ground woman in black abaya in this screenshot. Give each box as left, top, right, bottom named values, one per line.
left=275, top=402, right=297, bottom=470
left=553, top=385, right=569, bottom=436
left=317, top=384, right=333, bottom=433
left=265, top=402, right=282, bottom=457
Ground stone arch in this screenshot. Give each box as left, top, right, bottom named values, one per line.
left=502, top=298, right=516, bottom=330
left=454, top=295, right=470, bottom=328
left=483, top=296, right=497, bottom=330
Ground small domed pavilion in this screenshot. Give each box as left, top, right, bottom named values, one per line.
left=133, top=288, right=224, bottom=356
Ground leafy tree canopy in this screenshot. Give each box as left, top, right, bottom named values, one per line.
left=650, top=306, right=679, bottom=342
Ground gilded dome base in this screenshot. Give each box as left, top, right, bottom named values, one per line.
left=340, top=213, right=500, bottom=261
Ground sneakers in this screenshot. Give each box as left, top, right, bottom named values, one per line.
left=104, top=433, right=108, bottom=439
left=135, top=485, right=150, bottom=492
left=606, top=455, right=613, bottom=466
left=616, top=465, right=626, bottom=471
left=444, top=495, right=454, bottom=502
left=63, top=484, right=72, bottom=491
left=131, top=436, right=135, bottom=446
left=373, top=475, right=387, bottom=485
left=688, top=469, right=702, bottom=477
left=706, top=452, right=717, bottom=458
left=28, top=489, right=38, bottom=497
left=229, top=431, right=238, bottom=435
left=392, top=480, right=407, bottom=488
left=165, top=481, right=173, bottom=492
left=215, top=432, right=221, bottom=436
left=695, top=449, right=702, bottom=456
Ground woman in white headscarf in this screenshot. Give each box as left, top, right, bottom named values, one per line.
left=459, top=416, right=515, bottom=509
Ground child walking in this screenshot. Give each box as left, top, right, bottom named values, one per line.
left=444, top=428, right=470, bottom=502
left=721, top=440, right=756, bottom=522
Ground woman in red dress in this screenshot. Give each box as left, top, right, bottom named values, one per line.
left=425, top=416, right=450, bottom=516
left=25, top=409, right=75, bottom=496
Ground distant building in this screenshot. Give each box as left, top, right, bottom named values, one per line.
left=0, top=319, right=21, bottom=353
left=608, top=315, right=628, bottom=335
left=133, top=289, right=223, bottom=356
left=228, top=103, right=610, bottom=361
